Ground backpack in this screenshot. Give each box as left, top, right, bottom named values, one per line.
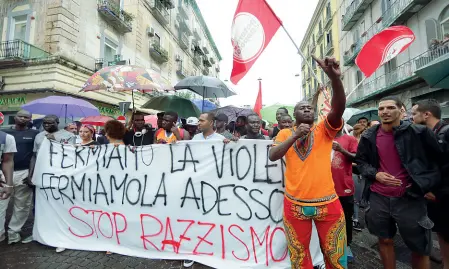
left=436, top=123, right=449, bottom=141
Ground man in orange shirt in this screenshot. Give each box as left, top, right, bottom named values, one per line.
left=270, top=56, right=346, bottom=269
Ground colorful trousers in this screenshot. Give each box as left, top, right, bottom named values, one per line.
left=283, top=197, right=347, bottom=269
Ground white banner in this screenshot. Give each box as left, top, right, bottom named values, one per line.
left=33, top=139, right=324, bottom=269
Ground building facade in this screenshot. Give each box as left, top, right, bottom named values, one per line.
left=0, top=0, right=221, bottom=125
left=337, top=0, right=449, bottom=118
left=300, top=0, right=341, bottom=101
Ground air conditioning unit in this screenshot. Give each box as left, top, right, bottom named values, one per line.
left=147, top=27, right=155, bottom=37
left=175, top=54, right=181, bottom=61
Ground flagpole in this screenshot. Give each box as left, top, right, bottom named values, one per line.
left=345, top=77, right=367, bottom=100
left=280, top=25, right=323, bottom=86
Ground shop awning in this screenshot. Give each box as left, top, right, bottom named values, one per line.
left=415, top=52, right=449, bottom=89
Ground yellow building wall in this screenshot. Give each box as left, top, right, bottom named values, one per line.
left=301, top=0, right=341, bottom=101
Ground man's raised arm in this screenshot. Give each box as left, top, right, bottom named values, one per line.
left=312, top=55, right=346, bottom=128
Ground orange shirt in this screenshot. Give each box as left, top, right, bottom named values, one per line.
left=155, top=128, right=184, bottom=144
left=274, top=117, right=342, bottom=206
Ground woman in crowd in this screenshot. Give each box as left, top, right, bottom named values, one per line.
left=78, top=125, right=99, bottom=146
left=104, top=120, right=126, bottom=145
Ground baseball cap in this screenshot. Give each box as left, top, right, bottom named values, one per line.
left=215, top=114, right=228, bottom=123
left=186, top=117, right=199, bottom=126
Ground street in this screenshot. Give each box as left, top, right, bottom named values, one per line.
left=0, top=204, right=443, bottom=269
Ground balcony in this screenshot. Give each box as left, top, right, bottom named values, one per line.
left=384, top=0, right=432, bottom=27
left=94, top=55, right=127, bottom=71
left=346, top=48, right=449, bottom=106
left=215, top=65, right=220, bottom=72
left=202, top=44, right=209, bottom=54
left=149, top=41, right=168, bottom=64
left=0, top=40, right=51, bottom=69
left=192, top=40, right=204, bottom=55
left=326, top=41, right=334, bottom=55
left=193, top=55, right=202, bottom=66
left=341, top=0, right=375, bottom=31
left=97, top=0, right=133, bottom=34
left=343, top=0, right=431, bottom=66
left=179, top=32, right=189, bottom=50
left=193, top=27, right=201, bottom=40
left=415, top=46, right=449, bottom=89
left=203, top=57, right=212, bottom=67
left=162, top=0, right=174, bottom=9
left=176, top=65, right=187, bottom=78
left=202, top=68, right=210, bottom=76
left=151, top=0, right=170, bottom=26
left=179, top=2, right=189, bottom=20
left=177, top=14, right=192, bottom=36
left=210, top=57, right=216, bottom=64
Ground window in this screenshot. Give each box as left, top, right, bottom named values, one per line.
left=425, top=19, right=439, bottom=43
left=104, top=38, right=118, bottom=62
left=326, top=30, right=333, bottom=45
left=441, top=5, right=449, bottom=36
left=356, top=70, right=363, bottom=84
left=153, top=33, right=161, bottom=46
left=7, top=4, right=32, bottom=42
left=10, top=15, right=27, bottom=41
left=360, top=21, right=365, bottom=33
left=326, top=2, right=331, bottom=18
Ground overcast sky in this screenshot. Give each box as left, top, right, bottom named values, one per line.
left=196, top=0, right=319, bottom=107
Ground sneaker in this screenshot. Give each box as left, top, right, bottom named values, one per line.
left=347, top=246, right=354, bottom=262
left=183, top=260, right=194, bottom=268
left=7, top=231, right=21, bottom=244
left=56, top=247, right=66, bottom=253
left=22, top=235, right=33, bottom=244
left=0, top=233, right=5, bottom=242
left=353, top=220, right=363, bottom=231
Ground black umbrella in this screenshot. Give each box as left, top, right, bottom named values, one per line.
left=174, top=76, right=236, bottom=112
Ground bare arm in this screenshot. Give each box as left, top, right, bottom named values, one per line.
left=29, top=153, right=37, bottom=184
left=313, top=56, right=345, bottom=128
left=1, top=153, right=14, bottom=186
left=182, top=130, right=191, bottom=140
left=269, top=135, right=298, bottom=161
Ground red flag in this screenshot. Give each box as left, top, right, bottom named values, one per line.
left=230, top=0, right=282, bottom=84
left=356, top=26, right=415, bottom=78
left=254, top=80, right=263, bottom=117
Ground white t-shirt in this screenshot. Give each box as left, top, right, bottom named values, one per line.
left=192, top=132, right=225, bottom=141
left=34, top=129, right=76, bottom=153
left=0, top=133, right=17, bottom=165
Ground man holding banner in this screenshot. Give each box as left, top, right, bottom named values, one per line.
left=270, top=56, right=347, bottom=268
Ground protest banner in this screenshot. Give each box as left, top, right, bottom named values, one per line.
left=32, top=139, right=324, bottom=268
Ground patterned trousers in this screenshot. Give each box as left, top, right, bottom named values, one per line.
left=283, top=197, right=348, bottom=269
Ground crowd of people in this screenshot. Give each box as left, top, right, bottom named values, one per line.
left=0, top=56, right=448, bottom=269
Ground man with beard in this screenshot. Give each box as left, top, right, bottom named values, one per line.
left=269, top=56, right=347, bottom=268
left=27, top=115, right=75, bottom=252
left=356, top=96, right=443, bottom=269
left=0, top=111, right=38, bottom=244
left=412, top=99, right=449, bottom=268
left=154, top=111, right=190, bottom=144
left=124, top=112, right=154, bottom=147
left=241, top=114, right=269, bottom=140
left=192, top=113, right=227, bottom=141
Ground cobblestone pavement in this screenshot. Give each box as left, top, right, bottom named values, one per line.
left=0, top=204, right=444, bottom=268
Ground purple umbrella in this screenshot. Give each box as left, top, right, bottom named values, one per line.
left=22, top=96, right=100, bottom=121
left=210, top=105, right=254, bottom=122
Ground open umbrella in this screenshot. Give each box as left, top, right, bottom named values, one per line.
left=174, top=76, right=236, bottom=111
left=347, top=107, right=379, bottom=126
left=80, top=115, right=114, bottom=126
left=144, top=115, right=158, bottom=127
left=141, top=95, right=200, bottom=118
left=22, top=96, right=100, bottom=122
left=210, top=106, right=254, bottom=123
left=342, top=107, right=361, bottom=122
left=192, top=99, right=217, bottom=112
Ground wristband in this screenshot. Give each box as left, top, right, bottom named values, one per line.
left=2, top=184, right=13, bottom=188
